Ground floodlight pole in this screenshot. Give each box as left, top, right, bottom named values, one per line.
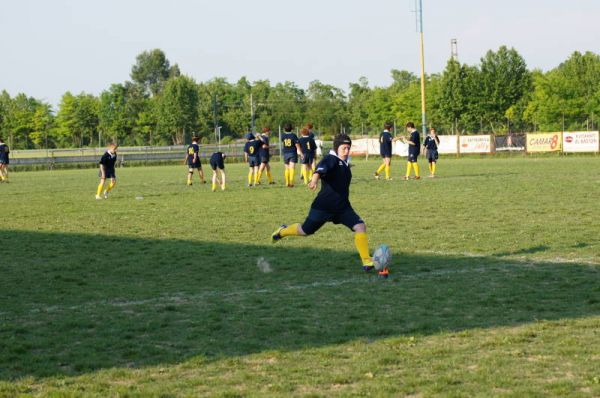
left=417, top=0, right=427, bottom=135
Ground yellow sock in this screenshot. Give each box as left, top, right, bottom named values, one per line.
left=289, top=168, right=295, bottom=185
left=413, top=163, right=420, bottom=177
left=106, top=182, right=115, bottom=193
left=304, top=169, right=309, bottom=184
left=248, top=171, right=253, bottom=185
left=256, top=170, right=263, bottom=182
left=284, top=169, right=289, bottom=185
left=267, top=170, right=273, bottom=183
left=432, top=163, right=436, bottom=174
left=254, top=172, right=259, bottom=185
left=376, top=163, right=385, bottom=175
left=280, top=223, right=301, bottom=237
left=385, top=165, right=390, bottom=179
left=354, top=232, right=371, bottom=265
left=212, top=182, right=217, bottom=191
left=96, top=182, right=104, bottom=196
left=429, top=163, right=433, bottom=173
left=406, top=162, right=412, bottom=177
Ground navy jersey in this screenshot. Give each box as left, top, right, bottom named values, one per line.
left=99, top=151, right=117, bottom=170
left=0, top=143, right=9, bottom=163
left=244, top=139, right=261, bottom=156
left=311, top=152, right=352, bottom=212
left=409, top=130, right=421, bottom=153
left=424, top=135, right=439, bottom=150
left=258, top=134, right=270, bottom=157
left=281, top=132, right=299, bottom=154
left=187, top=143, right=199, bottom=161
left=298, top=136, right=316, bottom=155
left=379, top=131, right=393, bottom=155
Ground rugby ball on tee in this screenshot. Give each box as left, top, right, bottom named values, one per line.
left=373, top=244, right=391, bottom=271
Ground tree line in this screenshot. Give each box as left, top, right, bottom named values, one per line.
left=1, top=47, right=599, bottom=149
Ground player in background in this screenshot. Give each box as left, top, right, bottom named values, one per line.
left=244, top=133, right=262, bottom=187
left=374, top=122, right=397, bottom=180
left=185, top=136, right=206, bottom=185
left=424, top=127, right=440, bottom=177
left=306, top=123, right=318, bottom=172
left=272, top=134, right=388, bottom=276
left=404, top=122, right=421, bottom=180
left=95, top=143, right=118, bottom=199
left=0, top=137, right=10, bottom=183
left=281, top=123, right=302, bottom=187
left=298, top=127, right=316, bottom=185
left=256, top=127, right=275, bottom=184
left=209, top=151, right=226, bottom=191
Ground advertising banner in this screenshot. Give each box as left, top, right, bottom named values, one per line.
left=562, top=131, right=599, bottom=153
left=437, top=135, right=458, bottom=154
left=526, top=133, right=562, bottom=153
left=459, top=135, right=493, bottom=154
left=349, top=138, right=370, bottom=155
left=393, top=140, right=409, bottom=157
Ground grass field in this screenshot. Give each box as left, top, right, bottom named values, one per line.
left=1, top=156, right=599, bottom=397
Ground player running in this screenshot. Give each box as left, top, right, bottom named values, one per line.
left=424, top=127, right=440, bottom=177
left=271, top=134, right=387, bottom=276
left=404, top=122, right=421, bottom=180
left=374, top=122, right=397, bottom=180
left=298, top=127, right=316, bottom=185
left=0, top=137, right=10, bottom=183
left=95, top=143, right=118, bottom=199
left=244, top=133, right=262, bottom=187
left=281, top=123, right=302, bottom=187
left=256, top=127, right=274, bottom=184
left=209, top=151, right=226, bottom=191
left=185, top=136, right=206, bottom=185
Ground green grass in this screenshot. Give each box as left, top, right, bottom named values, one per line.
left=1, top=157, right=599, bottom=397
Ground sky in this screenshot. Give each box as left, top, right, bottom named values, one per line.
left=0, top=0, right=598, bottom=107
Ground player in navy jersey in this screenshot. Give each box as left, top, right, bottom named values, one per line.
left=256, top=127, right=274, bottom=184
left=404, top=122, right=421, bottom=180
left=95, top=143, right=118, bottom=199
left=306, top=123, right=318, bottom=172
left=298, top=127, right=316, bottom=184
left=0, top=137, right=10, bottom=183
left=281, top=123, right=302, bottom=187
left=209, top=151, right=226, bottom=191
left=424, top=127, right=440, bottom=177
left=374, top=122, right=398, bottom=180
left=244, top=133, right=262, bottom=186
left=185, top=137, right=206, bottom=186
left=272, top=134, right=387, bottom=276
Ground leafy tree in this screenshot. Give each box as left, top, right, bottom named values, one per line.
left=131, top=49, right=178, bottom=96
left=479, top=46, right=531, bottom=132
left=306, top=80, right=347, bottom=135
left=156, top=75, right=199, bottom=144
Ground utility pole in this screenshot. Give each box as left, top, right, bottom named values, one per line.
left=416, top=0, right=427, bottom=135
left=250, top=93, right=255, bottom=133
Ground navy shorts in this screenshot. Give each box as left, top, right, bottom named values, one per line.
left=380, top=151, right=392, bottom=158
left=283, top=152, right=298, bottom=164
left=188, top=160, right=202, bottom=169
left=210, top=158, right=225, bottom=170
left=408, top=151, right=419, bottom=162
left=301, top=153, right=314, bottom=165
left=301, top=206, right=364, bottom=235
left=426, top=150, right=439, bottom=162
left=248, top=156, right=260, bottom=167
left=260, top=152, right=270, bottom=164
left=99, top=169, right=116, bottom=179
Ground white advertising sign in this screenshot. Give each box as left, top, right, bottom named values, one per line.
left=437, top=135, right=458, bottom=154
left=562, top=131, right=599, bottom=153
left=459, top=135, right=493, bottom=154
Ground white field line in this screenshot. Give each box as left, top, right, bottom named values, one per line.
left=8, top=261, right=548, bottom=318
left=3, top=254, right=597, bottom=320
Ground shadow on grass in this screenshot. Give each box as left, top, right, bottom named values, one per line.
left=494, top=245, right=550, bottom=257
left=1, top=230, right=599, bottom=380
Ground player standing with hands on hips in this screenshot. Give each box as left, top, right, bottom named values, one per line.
left=424, top=127, right=440, bottom=178
left=272, top=134, right=388, bottom=277
left=374, top=122, right=396, bottom=180
left=404, top=122, right=421, bottom=180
